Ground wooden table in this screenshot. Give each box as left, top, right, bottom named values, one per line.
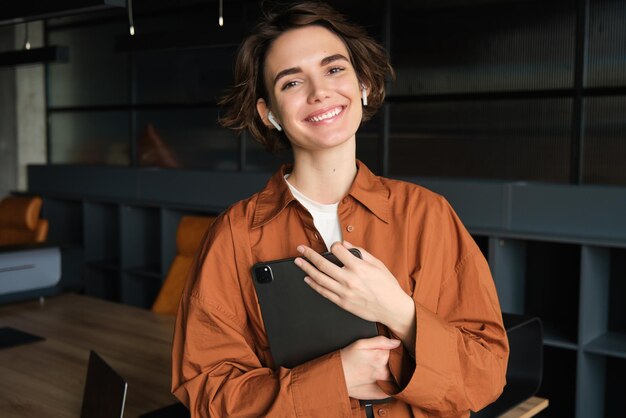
left=502, top=397, right=548, bottom=418
left=0, top=294, right=177, bottom=418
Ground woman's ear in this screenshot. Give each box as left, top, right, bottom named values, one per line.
left=256, top=98, right=282, bottom=131
left=256, top=98, right=271, bottom=127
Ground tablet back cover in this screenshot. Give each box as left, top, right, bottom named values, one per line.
left=251, top=250, right=379, bottom=369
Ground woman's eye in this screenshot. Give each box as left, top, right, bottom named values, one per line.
left=328, top=67, right=345, bottom=75
left=281, top=81, right=299, bottom=90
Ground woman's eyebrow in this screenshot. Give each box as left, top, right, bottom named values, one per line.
left=274, top=67, right=302, bottom=86
left=320, top=53, right=349, bottom=66
left=273, top=54, right=350, bottom=87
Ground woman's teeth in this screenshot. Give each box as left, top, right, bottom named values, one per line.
left=308, top=106, right=343, bottom=122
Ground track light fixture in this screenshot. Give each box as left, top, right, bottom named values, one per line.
left=23, top=22, right=31, bottom=50
left=219, top=0, right=224, bottom=27
left=127, top=0, right=135, bottom=35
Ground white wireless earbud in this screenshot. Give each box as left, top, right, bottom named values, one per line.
left=268, top=112, right=283, bottom=131
left=361, top=85, right=368, bottom=107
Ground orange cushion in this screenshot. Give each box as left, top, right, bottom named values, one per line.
left=0, top=196, right=42, bottom=230
left=0, top=228, right=37, bottom=246
left=34, top=219, right=48, bottom=243
left=152, top=215, right=216, bottom=315
left=152, top=256, right=194, bottom=315
left=177, top=216, right=216, bottom=256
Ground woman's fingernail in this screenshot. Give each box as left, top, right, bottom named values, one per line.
left=297, top=245, right=305, bottom=253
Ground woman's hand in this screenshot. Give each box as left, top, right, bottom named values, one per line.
left=340, top=336, right=400, bottom=400
left=294, top=241, right=416, bottom=351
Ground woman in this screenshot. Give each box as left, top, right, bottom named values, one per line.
left=172, top=2, right=509, bottom=417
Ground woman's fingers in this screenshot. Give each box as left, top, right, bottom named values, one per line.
left=340, top=336, right=398, bottom=400
left=329, top=241, right=361, bottom=269
left=295, top=243, right=405, bottom=325
left=350, top=384, right=390, bottom=400
left=343, top=240, right=381, bottom=266
left=354, top=335, right=401, bottom=350
left=296, top=245, right=344, bottom=278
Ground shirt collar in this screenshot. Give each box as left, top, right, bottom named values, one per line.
left=252, top=160, right=390, bottom=229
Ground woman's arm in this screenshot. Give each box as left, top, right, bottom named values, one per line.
left=172, top=294, right=353, bottom=417
left=296, top=199, right=509, bottom=415
left=171, top=214, right=354, bottom=418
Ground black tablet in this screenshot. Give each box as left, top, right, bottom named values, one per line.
left=251, top=248, right=379, bottom=369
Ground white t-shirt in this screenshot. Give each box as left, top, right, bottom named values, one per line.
left=285, top=175, right=342, bottom=251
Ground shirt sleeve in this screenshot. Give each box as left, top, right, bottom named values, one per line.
left=383, top=197, right=510, bottom=415
left=171, top=213, right=353, bottom=418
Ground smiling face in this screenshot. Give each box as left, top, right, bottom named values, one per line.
left=256, top=25, right=364, bottom=155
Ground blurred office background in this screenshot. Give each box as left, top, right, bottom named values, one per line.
left=0, top=1, right=625, bottom=417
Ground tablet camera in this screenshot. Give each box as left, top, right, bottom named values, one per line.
left=254, top=265, right=274, bottom=284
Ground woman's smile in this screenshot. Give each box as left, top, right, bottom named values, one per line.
left=304, top=105, right=346, bottom=124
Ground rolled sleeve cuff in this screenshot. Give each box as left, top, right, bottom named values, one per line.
left=385, top=303, right=456, bottom=408
left=291, top=350, right=352, bottom=417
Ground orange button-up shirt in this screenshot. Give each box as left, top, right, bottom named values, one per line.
left=172, top=161, right=509, bottom=417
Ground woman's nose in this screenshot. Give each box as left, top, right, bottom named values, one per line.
left=307, top=79, right=330, bottom=103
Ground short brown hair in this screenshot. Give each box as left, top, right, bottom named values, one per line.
left=218, top=1, right=395, bottom=152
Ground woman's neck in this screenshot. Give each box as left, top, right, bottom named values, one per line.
left=288, top=144, right=357, bottom=204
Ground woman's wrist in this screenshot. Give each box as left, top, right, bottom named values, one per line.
left=382, top=292, right=416, bottom=352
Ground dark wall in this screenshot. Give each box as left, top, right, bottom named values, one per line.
left=43, top=0, right=626, bottom=185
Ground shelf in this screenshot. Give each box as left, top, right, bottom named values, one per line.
left=123, top=273, right=161, bottom=309
left=31, top=189, right=228, bottom=215
left=83, top=202, right=120, bottom=264
left=41, top=198, right=84, bottom=246
left=524, top=242, right=581, bottom=345
left=87, top=259, right=121, bottom=272
left=605, top=357, right=626, bottom=418
left=542, top=322, right=578, bottom=351
left=536, top=346, right=576, bottom=418
left=471, top=228, right=626, bottom=250
left=585, top=332, right=626, bottom=360
left=125, top=264, right=164, bottom=280
left=120, top=206, right=161, bottom=307
left=84, top=265, right=121, bottom=302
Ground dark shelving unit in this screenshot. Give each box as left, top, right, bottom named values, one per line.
left=30, top=165, right=626, bottom=418
left=82, top=202, right=120, bottom=300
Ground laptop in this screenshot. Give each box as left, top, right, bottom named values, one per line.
left=250, top=249, right=379, bottom=369
left=81, top=350, right=128, bottom=418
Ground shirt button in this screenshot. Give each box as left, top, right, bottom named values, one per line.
left=346, top=225, right=354, bottom=232
left=378, top=409, right=387, bottom=417
left=314, top=233, right=320, bottom=240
